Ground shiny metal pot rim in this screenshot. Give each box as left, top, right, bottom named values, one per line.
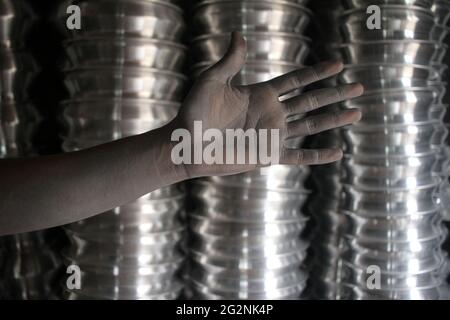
left=191, top=31, right=311, bottom=43
left=343, top=120, right=440, bottom=131
left=341, top=259, right=445, bottom=277
left=341, top=177, right=440, bottom=191
left=60, top=98, right=181, bottom=108
left=64, top=0, right=184, bottom=15
left=341, top=0, right=434, bottom=9
left=190, top=278, right=305, bottom=299
left=188, top=258, right=301, bottom=278
left=339, top=281, right=443, bottom=293
left=343, top=62, right=437, bottom=72
left=190, top=272, right=307, bottom=294
left=194, top=0, right=311, bottom=12
left=342, top=247, right=445, bottom=274
left=190, top=249, right=307, bottom=270
left=341, top=4, right=433, bottom=17
left=345, top=85, right=440, bottom=97
left=342, top=230, right=445, bottom=246
left=340, top=263, right=443, bottom=289
left=64, top=36, right=187, bottom=51
left=342, top=150, right=437, bottom=159
left=191, top=59, right=303, bottom=71
left=63, top=66, right=187, bottom=80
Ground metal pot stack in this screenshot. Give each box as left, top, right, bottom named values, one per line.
left=307, top=130, right=344, bottom=299
left=58, top=0, right=187, bottom=299
left=430, top=0, right=450, bottom=290
left=306, top=0, right=346, bottom=300
left=336, top=0, right=450, bottom=299
left=0, top=0, right=39, bottom=157
left=0, top=231, right=63, bottom=299
left=187, top=0, right=312, bottom=299
left=0, top=0, right=62, bottom=300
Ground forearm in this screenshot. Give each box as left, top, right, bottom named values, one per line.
left=0, top=122, right=184, bottom=235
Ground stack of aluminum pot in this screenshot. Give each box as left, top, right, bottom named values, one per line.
left=432, top=0, right=450, bottom=288
left=431, top=0, right=450, bottom=290
left=0, top=232, right=62, bottom=299
left=187, top=0, right=312, bottom=299
left=0, top=0, right=38, bottom=157
left=0, top=0, right=61, bottom=300
left=336, top=0, right=450, bottom=299
left=432, top=0, right=450, bottom=293
left=306, top=0, right=346, bottom=300
left=58, top=0, right=187, bottom=299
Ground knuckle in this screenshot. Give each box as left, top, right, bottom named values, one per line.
left=310, top=66, right=320, bottom=82
left=306, top=93, right=320, bottom=111
left=297, top=150, right=305, bottom=163
left=332, top=111, right=340, bottom=127
left=305, top=118, right=318, bottom=135
left=316, top=150, right=323, bottom=162
left=336, top=86, right=345, bottom=100
left=293, top=72, right=304, bottom=88
left=284, top=101, right=295, bottom=115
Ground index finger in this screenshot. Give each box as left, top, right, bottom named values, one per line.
left=268, top=59, right=344, bottom=97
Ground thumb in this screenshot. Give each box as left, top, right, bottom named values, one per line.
left=205, top=31, right=247, bottom=83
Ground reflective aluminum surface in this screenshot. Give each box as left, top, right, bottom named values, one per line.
left=342, top=153, right=438, bottom=189
left=331, top=0, right=449, bottom=299
left=339, top=64, right=434, bottom=92
left=341, top=183, right=439, bottom=217
left=342, top=122, right=440, bottom=156
left=193, top=0, right=311, bottom=34
left=341, top=0, right=434, bottom=9
left=189, top=0, right=312, bottom=300
left=64, top=38, right=187, bottom=70
left=340, top=41, right=440, bottom=65
left=60, top=0, right=185, bottom=41
left=192, top=60, right=301, bottom=85
left=60, top=0, right=187, bottom=300
left=340, top=5, right=436, bottom=42
left=341, top=88, right=440, bottom=126
left=338, top=283, right=443, bottom=300
left=64, top=67, right=187, bottom=101
left=191, top=32, right=309, bottom=65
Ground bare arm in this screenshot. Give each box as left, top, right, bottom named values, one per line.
left=0, top=32, right=363, bottom=236
left=0, top=124, right=182, bottom=235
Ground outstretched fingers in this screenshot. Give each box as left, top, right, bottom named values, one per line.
left=283, top=83, right=364, bottom=116
left=286, top=109, right=362, bottom=138
left=268, top=59, right=344, bottom=96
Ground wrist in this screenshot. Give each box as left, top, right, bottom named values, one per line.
left=148, top=119, right=190, bottom=185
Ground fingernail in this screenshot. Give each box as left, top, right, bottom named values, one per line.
left=333, top=148, right=344, bottom=160
left=347, top=108, right=362, bottom=121
left=348, top=82, right=364, bottom=95
left=318, top=58, right=344, bottom=74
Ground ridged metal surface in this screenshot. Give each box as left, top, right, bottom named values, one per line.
left=0, top=0, right=61, bottom=300
left=187, top=0, right=312, bottom=300
left=0, top=231, right=63, bottom=299
left=334, top=0, right=450, bottom=300
left=432, top=0, right=450, bottom=289
left=59, top=0, right=187, bottom=300
left=0, top=0, right=39, bottom=156
left=304, top=0, right=345, bottom=300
